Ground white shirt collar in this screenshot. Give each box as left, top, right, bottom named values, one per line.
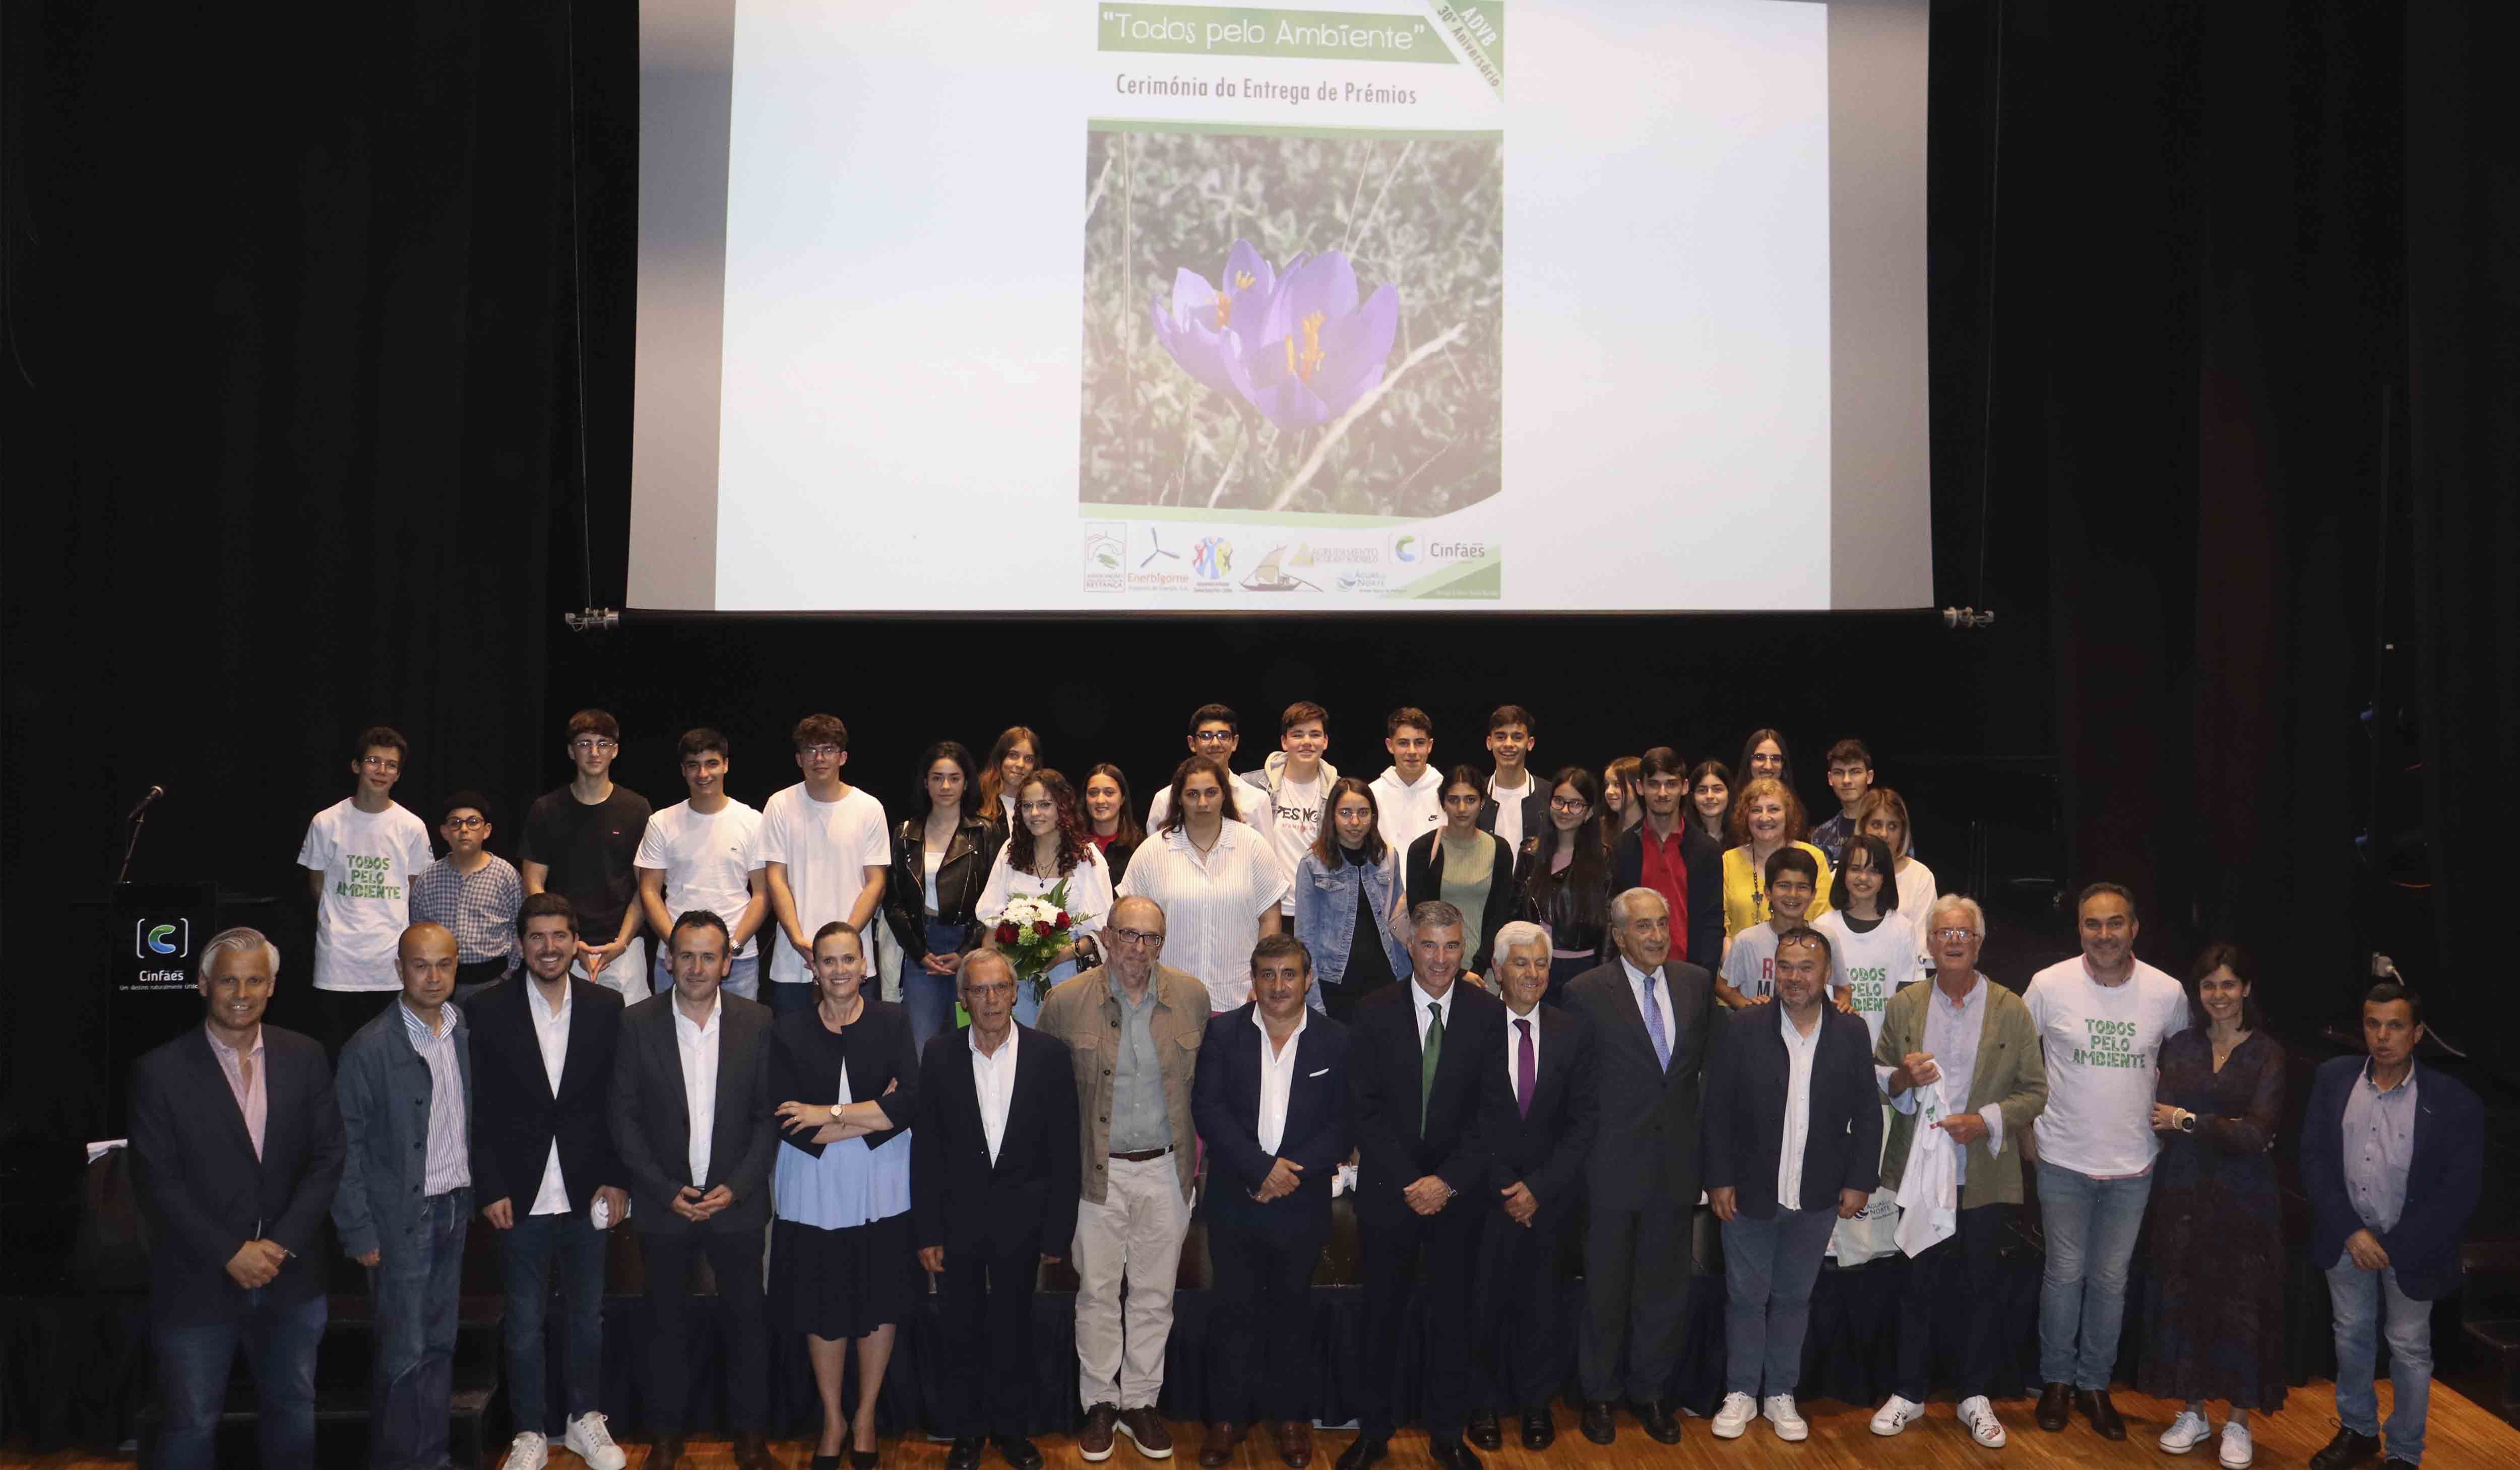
left=969, top=1022, right=1019, bottom=1062
left=527, top=977, right=572, bottom=1024
left=1778, top=1001, right=1824, bottom=1046
left=1166, top=820, right=1241, bottom=852
left=1932, top=972, right=1986, bottom=1013
left=1251, top=1004, right=1310, bottom=1042
left=1619, top=954, right=1660, bottom=990
left=1409, top=976, right=1456, bottom=1017
left=673, top=991, right=722, bottom=1037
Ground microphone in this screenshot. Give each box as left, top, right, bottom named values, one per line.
left=127, top=785, right=166, bottom=822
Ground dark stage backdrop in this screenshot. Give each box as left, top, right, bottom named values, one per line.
left=6, top=0, right=2514, bottom=1166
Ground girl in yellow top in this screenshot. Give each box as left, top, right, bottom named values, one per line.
left=1720, top=777, right=1833, bottom=957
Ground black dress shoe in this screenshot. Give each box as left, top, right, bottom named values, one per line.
left=946, top=1437, right=985, bottom=1470
left=1332, top=1436, right=1387, bottom=1470
left=2075, top=1388, right=2126, bottom=1441
left=2035, top=1382, right=2072, bottom=1432
left=851, top=1451, right=880, bottom=1470
left=732, top=1430, right=779, bottom=1470
left=1465, top=1411, right=1503, bottom=1452
left=1633, top=1399, right=1682, bottom=1445
left=650, top=1435, right=688, bottom=1470
left=1520, top=1406, right=1555, bottom=1451
left=2307, top=1428, right=2381, bottom=1470
left=994, top=1435, right=1047, bottom=1470
left=1425, top=1439, right=1481, bottom=1470
left=1579, top=1402, right=1616, bottom=1445
left=2380, top=1459, right=2419, bottom=1470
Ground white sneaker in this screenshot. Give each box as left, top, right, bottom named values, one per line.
left=1712, top=1392, right=1759, bottom=1439
left=1871, top=1395, right=1925, bottom=1436
left=564, top=1412, right=626, bottom=1470
left=2218, top=1422, right=2254, bottom=1468
left=2159, top=1410, right=2212, bottom=1454
left=1959, top=1396, right=2007, bottom=1448
left=499, top=1432, right=548, bottom=1470
left=1763, top=1394, right=1809, bottom=1442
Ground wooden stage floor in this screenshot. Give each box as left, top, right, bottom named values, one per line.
left=7, top=1380, right=2514, bottom=1470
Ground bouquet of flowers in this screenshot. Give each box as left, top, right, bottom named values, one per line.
left=989, top=877, right=1091, bottom=1004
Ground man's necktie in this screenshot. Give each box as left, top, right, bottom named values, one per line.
left=1515, top=1017, right=1536, bottom=1119
left=1420, top=1001, right=1444, bottom=1135
left=1641, top=980, right=1672, bottom=1072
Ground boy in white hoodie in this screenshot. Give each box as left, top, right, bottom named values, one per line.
left=1256, top=701, right=1337, bottom=914
left=1370, top=706, right=1445, bottom=854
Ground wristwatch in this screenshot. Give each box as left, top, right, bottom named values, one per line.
left=2175, top=1110, right=2197, bottom=1133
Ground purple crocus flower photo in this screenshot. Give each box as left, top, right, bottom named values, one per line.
left=1226, top=250, right=1401, bottom=431
left=1148, top=238, right=1281, bottom=398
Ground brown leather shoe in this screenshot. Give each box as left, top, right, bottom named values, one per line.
left=1079, top=1402, right=1121, bottom=1462
left=649, top=1435, right=688, bottom=1470
left=733, top=1429, right=781, bottom=1470
left=1273, top=1420, right=1314, bottom=1468
left=2075, top=1389, right=2126, bottom=1441
left=1198, top=1422, right=1245, bottom=1468
left=2035, top=1382, right=2072, bottom=1432
left=1120, top=1407, right=1177, bottom=1459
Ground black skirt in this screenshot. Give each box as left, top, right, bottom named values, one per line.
left=770, top=1209, right=919, bottom=1339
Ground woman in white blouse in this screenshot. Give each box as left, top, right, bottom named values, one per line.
left=976, top=769, right=1112, bottom=1027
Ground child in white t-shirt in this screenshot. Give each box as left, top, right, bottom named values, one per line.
left=1720, top=845, right=1823, bottom=1007
left=297, top=725, right=435, bottom=1049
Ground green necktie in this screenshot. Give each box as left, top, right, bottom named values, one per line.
left=1420, top=1001, right=1444, bottom=1135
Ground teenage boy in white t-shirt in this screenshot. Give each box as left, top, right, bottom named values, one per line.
left=1476, top=704, right=1548, bottom=856
left=2022, top=883, right=2189, bottom=1439
left=1718, top=846, right=1821, bottom=1009
left=1255, top=700, right=1336, bottom=915
left=636, top=727, right=768, bottom=1001
left=1370, top=706, right=1444, bottom=855
left=752, top=713, right=889, bottom=1018
left=1145, top=703, right=1272, bottom=830
left=297, top=725, right=435, bottom=1052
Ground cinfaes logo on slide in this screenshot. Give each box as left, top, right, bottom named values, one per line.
left=136, top=918, right=189, bottom=958
left=1083, top=524, right=1126, bottom=592
left=1391, top=534, right=1419, bottom=563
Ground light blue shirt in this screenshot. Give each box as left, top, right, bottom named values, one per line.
left=1104, top=971, right=1171, bottom=1154
left=2340, top=1060, right=2418, bottom=1234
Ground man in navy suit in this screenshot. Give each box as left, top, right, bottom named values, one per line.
left=131, top=927, right=346, bottom=1470
left=1699, top=925, right=1880, bottom=1445
left=1467, top=923, right=1598, bottom=1453
left=2301, top=983, right=2482, bottom=1470
left=1192, top=934, right=1351, bottom=1469
left=1338, top=900, right=1512, bottom=1470
left=469, top=893, right=629, bottom=1470
left=913, top=950, right=1081, bottom=1470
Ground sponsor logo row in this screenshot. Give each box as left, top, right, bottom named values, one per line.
left=1083, top=524, right=1487, bottom=594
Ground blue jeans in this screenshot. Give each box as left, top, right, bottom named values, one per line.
left=371, top=1188, right=470, bottom=1470
left=497, top=1208, right=609, bottom=1434
left=1719, top=1205, right=1837, bottom=1397
left=904, top=918, right=975, bottom=1052
left=150, top=1290, right=328, bottom=1470
left=655, top=947, right=759, bottom=1001
left=2326, top=1253, right=2433, bottom=1464
left=2035, top=1160, right=2153, bottom=1389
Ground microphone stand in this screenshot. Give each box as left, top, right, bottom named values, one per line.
left=116, top=791, right=159, bottom=886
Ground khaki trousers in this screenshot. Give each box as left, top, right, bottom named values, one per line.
left=1072, top=1152, right=1191, bottom=1409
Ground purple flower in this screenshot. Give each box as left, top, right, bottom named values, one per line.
left=1226, top=250, right=1400, bottom=431
left=1149, top=239, right=1280, bottom=398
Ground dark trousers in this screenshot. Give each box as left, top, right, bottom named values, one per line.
left=1579, top=1193, right=1691, bottom=1404
left=641, top=1227, right=770, bottom=1431
left=497, top=1208, right=609, bottom=1434
left=312, top=988, right=398, bottom=1059
left=150, top=1290, right=328, bottom=1470
left=370, top=1188, right=470, bottom=1470
left=1472, top=1207, right=1570, bottom=1414
left=1208, top=1218, right=1326, bottom=1424
left=1355, top=1200, right=1479, bottom=1441
left=938, top=1243, right=1040, bottom=1438
left=765, top=979, right=820, bottom=1019
left=1896, top=1202, right=2011, bottom=1403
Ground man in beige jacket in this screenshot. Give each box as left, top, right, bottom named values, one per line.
left=1867, top=895, right=2049, bottom=1450
left=1039, top=895, right=1211, bottom=1461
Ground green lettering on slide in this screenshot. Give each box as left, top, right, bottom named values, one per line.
left=1098, top=6, right=1459, bottom=65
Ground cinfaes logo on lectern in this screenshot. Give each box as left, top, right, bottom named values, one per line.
left=136, top=918, right=189, bottom=959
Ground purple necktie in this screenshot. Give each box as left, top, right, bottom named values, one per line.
left=1515, top=1018, right=1536, bottom=1119
left=1641, top=979, right=1672, bottom=1073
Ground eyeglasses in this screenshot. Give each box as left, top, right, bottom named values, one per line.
left=799, top=744, right=843, bottom=759
left=1549, top=798, right=1591, bottom=812
left=442, top=816, right=487, bottom=831
left=1191, top=730, right=1236, bottom=744
left=1931, top=928, right=1978, bottom=941
left=1109, top=927, right=1165, bottom=948
left=568, top=739, right=618, bottom=754
left=359, top=756, right=402, bottom=772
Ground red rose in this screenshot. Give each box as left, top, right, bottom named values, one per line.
left=993, top=922, right=1019, bottom=944
left=1032, top=919, right=1052, bottom=938
left=1054, top=911, right=1072, bottom=929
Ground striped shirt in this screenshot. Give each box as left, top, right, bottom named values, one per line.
left=411, top=854, right=523, bottom=967
left=205, top=1023, right=268, bottom=1161
left=400, top=999, right=472, bottom=1195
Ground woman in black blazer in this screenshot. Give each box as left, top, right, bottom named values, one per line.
left=769, top=922, right=921, bottom=1470
left=1405, top=766, right=1520, bottom=986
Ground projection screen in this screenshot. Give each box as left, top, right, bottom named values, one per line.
left=630, top=0, right=1931, bottom=612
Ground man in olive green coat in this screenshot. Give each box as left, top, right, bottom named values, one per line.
left=1867, top=895, right=2048, bottom=1449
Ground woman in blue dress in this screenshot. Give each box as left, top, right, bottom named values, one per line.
left=771, top=920, right=920, bottom=1470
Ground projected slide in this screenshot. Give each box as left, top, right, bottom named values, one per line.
left=631, top=1, right=1932, bottom=613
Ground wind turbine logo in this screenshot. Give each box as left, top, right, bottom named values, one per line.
left=1140, top=529, right=1182, bottom=569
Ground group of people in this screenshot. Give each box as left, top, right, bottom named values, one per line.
left=125, top=704, right=2482, bottom=1470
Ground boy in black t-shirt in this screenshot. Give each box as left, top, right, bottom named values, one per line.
left=520, top=709, right=654, bottom=1000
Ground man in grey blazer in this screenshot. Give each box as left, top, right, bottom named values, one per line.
left=609, top=911, right=778, bottom=1470
left=1562, top=888, right=1716, bottom=1446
